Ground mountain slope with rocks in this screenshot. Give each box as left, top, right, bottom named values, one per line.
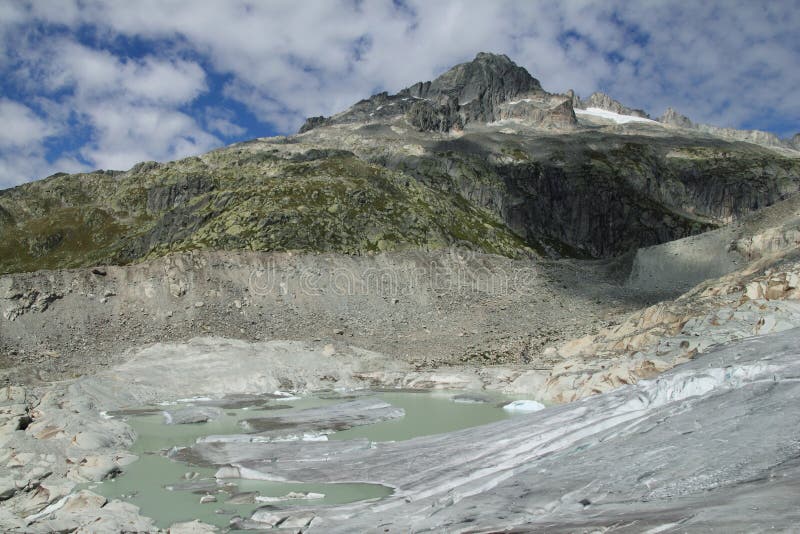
left=2, top=53, right=799, bottom=275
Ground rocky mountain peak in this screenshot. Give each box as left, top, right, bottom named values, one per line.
left=565, top=89, right=581, bottom=109
left=299, top=52, right=551, bottom=134
left=791, top=133, right=800, bottom=150
left=474, top=51, right=512, bottom=63
left=577, top=92, right=649, bottom=118
left=296, top=53, right=791, bottom=153
left=402, top=52, right=543, bottom=105
left=399, top=52, right=547, bottom=130
left=658, top=107, right=694, bottom=128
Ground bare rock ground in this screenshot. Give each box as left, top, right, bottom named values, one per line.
left=0, top=248, right=655, bottom=386
left=1, top=244, right=800, bottom=531
left=1, top=194, right=799, bottom=532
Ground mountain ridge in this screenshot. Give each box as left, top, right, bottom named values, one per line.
left=1, top=52, right=799, bottom=275
left=301, top=53, right=798, bottom=151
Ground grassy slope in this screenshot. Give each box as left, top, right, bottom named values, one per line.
left=0, top=148, right=533, bottom=275
left=0, top=133, right=798, bottom=275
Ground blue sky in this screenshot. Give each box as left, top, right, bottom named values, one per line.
left=1, top=0, right=798, bottom=188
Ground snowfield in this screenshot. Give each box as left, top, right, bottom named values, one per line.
left=575, top=106, right=661, bottom=125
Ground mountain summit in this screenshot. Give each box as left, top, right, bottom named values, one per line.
left=403, top=52, right=543, bottom=102
left=400, top=52, right=543, bottom=126
left=301, top=52, right=573, bottom=133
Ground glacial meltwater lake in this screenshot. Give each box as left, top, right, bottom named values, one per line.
left=88, top=390, right=531, bottom=529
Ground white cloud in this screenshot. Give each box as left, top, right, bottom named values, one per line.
left=0, top=99, right=54, bottom=148
left=0, top=98, right=86, bottom=188
left=204, top=107, right=246, bottom=138
left=81, top=103, right=219, bottom=170
left=0, top=38, right=214, bottom=183
left=0, top=141, right=91, bottom=189
left=34, top=41, right=207, bottom=106
left=0, top=152, right=70, bottom=188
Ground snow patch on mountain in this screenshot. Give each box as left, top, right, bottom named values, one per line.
left=575, top=107, right=662, bottom=125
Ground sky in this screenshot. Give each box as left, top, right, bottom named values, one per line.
left=1, top=0, right=798, bottom=189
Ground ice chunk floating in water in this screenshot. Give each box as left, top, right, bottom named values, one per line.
left=502, top=400, right=546, bottom=412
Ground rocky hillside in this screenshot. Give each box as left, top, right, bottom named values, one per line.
left=657, top=106, right=798, bottom=150
left=1, top=52, right=799, bottom=275
left=0, top=149, right=533, bottom=275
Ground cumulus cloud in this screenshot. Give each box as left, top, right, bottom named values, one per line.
left=203, top=107, right=246, bottom=138
left=0, top=98, right=89, bottom=187
left=0, top=99, right=54, bottom=148
left=0, top=0, right=798, bottom=188
left=38, top=42, right=208, bottom=106
left=80, top=103, right=219, bottom=170
left=1, top=35, right=217, bottom=185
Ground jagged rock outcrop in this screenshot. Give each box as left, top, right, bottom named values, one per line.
left=658, top=107, right=694, bottom=128
left=546, top=256, right=800, bottom=402
left=497, top=94, right=578, bottom=130
left=401, top=52, right=543, bottom=127
left=657, top=108, right=788, bottom=148
left=576, top=91, right=650, bottom=118
left=792, top=133, right=800, bottom=150
left=146, top=174, right=216, bottom=214
left=404, top=53, right=542, bottom=102
left=564, top=89, right=581, bottom=110
left=2, top=288, right=63, bottom=321
left=398, top=53, right=577, bottom=132
left=299, top=53, right=549, bottom=134
left=299, top=115, right=327, bottom=134
left=695, top=123, right=785, bottom=148
left=407, top=95, right=464, bottom=132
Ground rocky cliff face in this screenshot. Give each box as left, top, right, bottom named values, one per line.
left=695, top=123, right=786, bottom=147
left=576, top=91, right=650, bottom=118
left=496, top=94, right=578, bottom=130
left=658, top=107, right=694, bottom=128
left=401, top=52, right=543, bottom=126
left=657, top=107, right=792, bottom=149
left=406, top=95, right=464, bottom=132
left=404, top=53, right=542, bottom=101
left=378, top=135, right=799, bottom=257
